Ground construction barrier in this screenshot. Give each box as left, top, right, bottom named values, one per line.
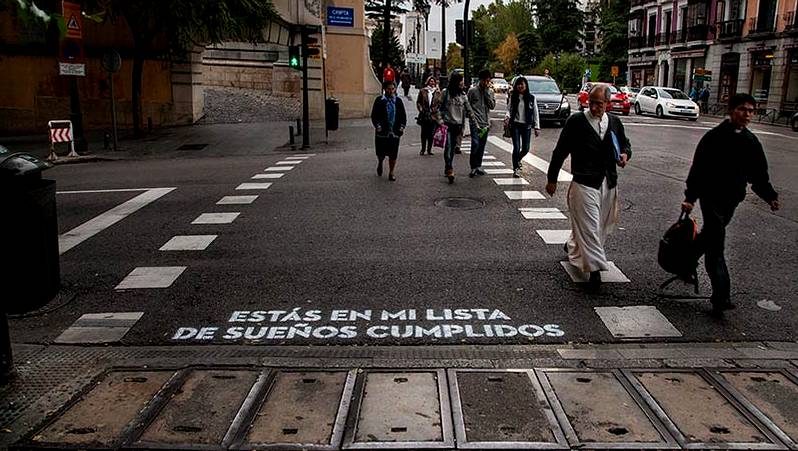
left=47, top=120, right=78, bottom=161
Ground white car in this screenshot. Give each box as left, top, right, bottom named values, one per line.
left=491, top=78, right=510, bottom=93
left=634, top=86, right=699, bottom=121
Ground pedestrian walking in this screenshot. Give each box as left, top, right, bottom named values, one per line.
left=421, top=66, right=433, bottom=88
left=546, top=84, right=632, bottom=286
left=681, top=93, right=779, bottom=315
left=504, top=76, right=540, bottom=177
left=467, top=69, right=496, bottom=177
left=699, top=86, right=710, bottom=113
left=416, top=75, right=442, bottom=156
left=382, top=63, right=396, bottom=83
left=370, top=80, right=407, bottom=182
left=401, top=70, right=412, bottom=98
left=689, top=85, right=698, bottom=101
left=438, top=71, right=474, bottom=184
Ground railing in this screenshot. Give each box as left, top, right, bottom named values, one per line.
left=647, top=33, right=656, bottom=47
left=628, top=36, right=647, bottom=49
left=784, top=11, right=796, bottom=30
left=749, top=15, right=776, bottom=33
left=686, top=24, right=709, bottom=41
left=631, top=0, right=653, bottom=7
left=655, top=32, right=675, bottom=46
left=716, top=19, right=745, bottom=39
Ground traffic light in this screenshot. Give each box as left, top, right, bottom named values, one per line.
left=304, top=35, right=321, bottom=59
left=455, top=19, right=464, bottom=45
left=288, top=45, right=301, bottom=69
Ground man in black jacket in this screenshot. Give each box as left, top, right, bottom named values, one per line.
left=546, top=84, right=631, bottom=286
left=681, top=93, right=780, bottom=314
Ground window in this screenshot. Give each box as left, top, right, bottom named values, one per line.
left=662, top=88, right=690, bottom=99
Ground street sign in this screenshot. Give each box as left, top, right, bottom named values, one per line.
left=327, top=7, right=354, bottom=27
left=611, top=65, right=619, bottom=77
left=406, top=53, right=426, bottom=64
left=63, top=2, right=82, bottom=39
left=59, top=62, right=85, bottom=76
left=101, top=50, right=122, bottom=73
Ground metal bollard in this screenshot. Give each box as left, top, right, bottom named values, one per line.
left=289, top=126, right=295, bottom=145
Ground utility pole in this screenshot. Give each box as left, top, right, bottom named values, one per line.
left=440, top=1, right=447, bottom=76
left=463, top=0, right=470, bottom=85
left=383, top=0, right=392, bottom=77
left=301, top=28, right=310, bottom=149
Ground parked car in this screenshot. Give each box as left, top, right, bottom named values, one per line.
left=634, top=86, right=699, bottom=121
left=577, top=83, right=631, bottom=115
left=491, top=78, right=510, bottom=94
left=508, top=75, right=571, bottom=126
left=619, top=86, right=640, bottom=100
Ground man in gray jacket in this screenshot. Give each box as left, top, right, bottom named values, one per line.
left=467, top=69, right=496, bottom=177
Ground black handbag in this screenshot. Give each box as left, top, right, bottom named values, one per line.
left=503, top=121, right=512, bottom=138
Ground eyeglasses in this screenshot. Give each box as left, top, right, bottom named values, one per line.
left=735, top=107, right=755, bottom=113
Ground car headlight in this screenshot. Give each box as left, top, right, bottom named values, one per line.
left=666, top=102, right=675, bottom=108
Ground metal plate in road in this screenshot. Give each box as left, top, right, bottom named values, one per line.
left=241, top=371, right=353, bottom=449
left=539, top=370, right=676, bottom=448
left=450, top=370, right=567, bottom=448
left=135, top=370, right=259, bottom=447
left=628, top=371, right=783, bottom=448
left=345, top=370, right=453, bottom=448
left=31, top=371, right=175, bottom=447
left=711, top=370, right=798, bottom=449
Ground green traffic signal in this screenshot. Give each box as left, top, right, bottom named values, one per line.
left=289, top=45, right=301, bottom=69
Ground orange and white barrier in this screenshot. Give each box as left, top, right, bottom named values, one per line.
left=47, top=120, right=78, bottom=161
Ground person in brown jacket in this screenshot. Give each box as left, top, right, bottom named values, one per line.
left=416, top=75, right=443, bottom=156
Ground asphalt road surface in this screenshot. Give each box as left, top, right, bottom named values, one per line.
left=9, top=100, right=797, bottom=347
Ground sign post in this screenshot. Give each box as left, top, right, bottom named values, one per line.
left=61, top=2, right=87, bottom=153
left=102, top=50, right=122, bottom=151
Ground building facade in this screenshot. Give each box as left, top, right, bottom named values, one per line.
left=628, top=0, right=798, bottom=112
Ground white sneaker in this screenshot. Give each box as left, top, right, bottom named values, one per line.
left=513, top=168, right=521, bottom=178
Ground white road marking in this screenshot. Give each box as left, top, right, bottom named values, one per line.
left=217, top=195, right=258, bottom=205
left=57, top=188, right=172, bottom=194
left=283, top=156, right=311, bottom=160
left=481, top=161, right=505, bottom=167
left=504, top=191, right=545, bottom=200
left=560, top=261, right=631, bottom=283
left=482, top=155, right=497, bottom=160
left=160, top=235, right=218, bottom=251
left=54, top=312, right=144, bottom=344
left=276, top=161, right=300, bottom=165
left=116, top=266, right=187, bottom=289
left=252, top=173, right=284, bottom=179
left=293, top=153, right=316, bottom=156
left=236, top=182, right=273, bottom=190
left=265, top=166, right=294, bottom=171
left=594, top=305, right=682, bottom=338
left=484, top=168, right=514, bottom=174
left=192, top=212, right=240, bottom=224
left=519, top=207, right=567, bottom=219
left=494, top=178, right=529, bottom=185
left=58, top=187, right=176, bottom=255
left=536, top=229, right=571, bottom=244
left=488, top=136, right=573, bottom=182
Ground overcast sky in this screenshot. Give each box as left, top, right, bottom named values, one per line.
left=424, top=0, right=496, bottom=48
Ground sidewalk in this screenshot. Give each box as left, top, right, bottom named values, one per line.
left=2, top=342, right=797, bottom=450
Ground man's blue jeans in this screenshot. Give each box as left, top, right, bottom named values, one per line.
left=469, top=122, right=489, bottom=170
left=511, top=123, right=532, bottom=170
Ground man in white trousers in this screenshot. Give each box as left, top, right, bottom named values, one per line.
left=546, top=84, right=631, bottom=286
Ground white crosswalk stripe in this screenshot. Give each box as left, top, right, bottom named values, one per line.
left=518, top=207, right=567, bottom=219
left=560, top=261, right=630, bottom=282
left=504, top=191, right=545, bottom=200
left=494, top=178, right=528, bottom=185
left=536, top=230, right=571, bottom=244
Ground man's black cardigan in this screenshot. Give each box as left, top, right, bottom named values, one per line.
left=547, top=112, right=631, bottom=189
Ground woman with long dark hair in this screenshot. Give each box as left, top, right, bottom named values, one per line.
left=370, top=80, right=407, bottom=181
left=504, top=76, right=540, bottom=177
left=438, top=72, right=474, bottom=184
left=416, top=75, right=442, bottom=155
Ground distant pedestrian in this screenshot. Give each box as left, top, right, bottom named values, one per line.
left=699, top=86, right=710, bottom=113
left=681, top=93, right=779, bottom=315
left=401, top=70, right=412, bottom=97
left=371, top=80, right=407, bottom=181
left=689, top=85, right=698, bottom=101
left=504, top=76, right=540, bottom=177
left=438, top=71, right=474, bottom=184
left=467, top=69, right=496, bottom=177
left=383, top=63, right=396, bottom=83
left=421, top=66, right=433, bottom=88
left=416, top=75, right=442, bottom=156
left=546, top=84, right=632, bottom=287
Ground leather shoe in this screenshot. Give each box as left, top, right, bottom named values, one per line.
left=388, top=174, right=396, bottom=181
left=377, top=161, right=383, bottom=176
left=588, top=271, right=602, bottom=284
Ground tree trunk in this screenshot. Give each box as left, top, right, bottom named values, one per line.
left=132, top=48, right=144, bottom=138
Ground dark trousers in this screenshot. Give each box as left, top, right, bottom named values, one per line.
left=511, top=122, right=532, bottom=170
left=698, top=199, right=738, bottom=304
left=420, top=120, right=436, bottom=153
left=469, top=122, right=488, bottom=169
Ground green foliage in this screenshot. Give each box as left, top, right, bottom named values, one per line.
left=536, top=52, right=586, bottom=93
left=446, top=42, right=463, bottom=69
left=365, top=0, right=409, bottom=20
left=471, top=1, right=535, bottom=76
left=370, top=24, right=405, bottom=70
left=597, top=0, right=630, bottom=82
left=532, top=0, right=583, bottom=55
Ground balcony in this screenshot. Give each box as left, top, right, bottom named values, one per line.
left=656, top=32, right=675, bottom=46
left=749, top=16, right=776, bottom=34
left=785, top=11, right=797, bottom=32
left=628, top=36, right=647, bottom=50
left=716, top=19, right=745, bottom=39
left=686, top=24, right=709, bottom=41
left=631, top=0, right=655, bottom=7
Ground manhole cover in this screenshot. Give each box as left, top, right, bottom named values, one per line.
left=177, top=144, right=207, bottom=151
left=434, top=197, right=485, bottom=210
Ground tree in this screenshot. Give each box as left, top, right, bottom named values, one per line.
left=80, top=0, right=278, bottom=137
left=471, top=1, right=535, bottom=76
left=536, top=52, right=586, bottom=93
left=446, top=42, right=463, bottom=70
left=369, top=24, right=405, bottom=72
left=365, top=0, right=409, bottom=19
left=598, top=0, right=630, bottom=82
left=532, top=0, right=584, bottom=55
left=494, top=33, right=520, bottom=74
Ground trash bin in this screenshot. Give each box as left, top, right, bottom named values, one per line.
left=325, top=97, right=339, bottom=131
left=0, top=147, right=60, bottom=314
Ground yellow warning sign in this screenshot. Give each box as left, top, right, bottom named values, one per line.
left=63, top=2, right=82, bottom=39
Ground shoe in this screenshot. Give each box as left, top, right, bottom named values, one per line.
left=588, top=271, right=602, bottom=284
left=428, top=151, right=435, bottom=156
left=563, top=243, right=568, bottom=254
left=469, top=169, right=476, bottom=178
left=420, top=149, right=425, bottom=156
left=710, top=299, right=736, bottom=316
left=513, top=168, right=521, bottom=178
left=388, top=174, right=396, bottom=181
left=446, top=169, right=454, bottom=184
left=377, top=161, right=383, bottom=176
left=475, top=168, right=486, bottom=176
left=454, top=149, right=462, bottom=154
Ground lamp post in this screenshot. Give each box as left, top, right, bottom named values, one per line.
left=440, top=0, right=449, bottom=75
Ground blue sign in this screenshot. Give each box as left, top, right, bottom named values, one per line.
left=327, top=7, right=354, bottom=27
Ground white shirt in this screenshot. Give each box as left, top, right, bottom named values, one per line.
left=425, top=87, right=436, bottom=108
left=584, top=110, right=609, bottom=140
left=516, top=100, right=525, bottom=124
